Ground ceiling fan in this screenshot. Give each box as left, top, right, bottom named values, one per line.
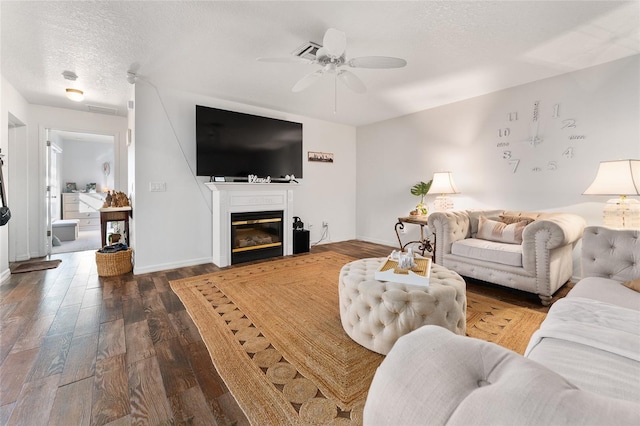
left=258, top=28, right=406, bottom=102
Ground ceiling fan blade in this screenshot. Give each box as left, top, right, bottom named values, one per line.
left=337, top=70, right=366, bottom=93
left=347, top=56, right=407, bottom=69
left=257, top=57, right=312, bottom=64
left=323, top=28, right=347, bottom=58
left=314, top=47, right=330, bottom=62
left=292, top=70, right=324, bottom=92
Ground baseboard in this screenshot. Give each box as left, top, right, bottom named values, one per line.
left=356, top=235, right=397, bottom=248
left=133, top=257, right=213, bottom=275
left=13, top=253, right=31, bottom=262
left=0, top=268, right=11, bottom=284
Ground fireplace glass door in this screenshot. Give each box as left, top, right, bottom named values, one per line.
left=231, top=210, right=284, bottom=264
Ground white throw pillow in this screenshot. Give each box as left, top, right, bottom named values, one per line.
left=477, top=216, right=528, bottom=244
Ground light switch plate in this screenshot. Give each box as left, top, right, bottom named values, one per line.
left=149, top=182, right=166, bottom=192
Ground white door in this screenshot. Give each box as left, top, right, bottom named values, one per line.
left=44, top=129, right=53, bottom=255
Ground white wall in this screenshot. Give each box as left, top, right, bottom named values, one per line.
left=357, top=55, right=640, bottom=274
left=61, top=139, right=114, bottom=193
left=1, top=76, right=29, bottom=280
left=132, top=82, right=356, bottom=273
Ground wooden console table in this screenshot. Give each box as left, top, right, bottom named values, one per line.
left=395, top=215, right=435, bottom=259
left=99, top=207, right=132, bottom=247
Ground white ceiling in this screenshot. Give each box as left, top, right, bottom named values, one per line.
left=2, top=1, right=639, bottom=126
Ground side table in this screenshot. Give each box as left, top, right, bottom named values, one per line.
left=395, top=215, right=435, bottom=258
left=99, top=207, right=132, bottom=247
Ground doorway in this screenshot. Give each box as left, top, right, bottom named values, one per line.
left=48, top=129, right=115, bottom=254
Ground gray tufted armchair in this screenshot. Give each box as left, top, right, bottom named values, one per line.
left=581, top=226, right=640, bottom=281
left=428, top=210, right=586, bottom=305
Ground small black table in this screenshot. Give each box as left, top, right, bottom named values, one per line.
left=99, top=207, right=131, bottom=247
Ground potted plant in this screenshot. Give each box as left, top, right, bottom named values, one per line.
left=410, top=180, right=432, bottom=216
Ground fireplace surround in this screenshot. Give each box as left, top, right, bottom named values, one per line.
left=231, top=210, right=283, bottom=264
left=205, top=182, right=296, bottom=267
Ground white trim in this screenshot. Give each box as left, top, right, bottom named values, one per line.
left=133, top=256, right=212, bottom=275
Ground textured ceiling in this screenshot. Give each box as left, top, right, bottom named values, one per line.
left=2, top=1, right=639, bottom=126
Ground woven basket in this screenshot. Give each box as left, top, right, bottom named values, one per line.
left=96, top=248, right=133, bottom=277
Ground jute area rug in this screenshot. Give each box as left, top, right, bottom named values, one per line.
left=170, top=252, right=546, bottom=425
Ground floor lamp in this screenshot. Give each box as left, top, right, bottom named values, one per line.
left=583, top=159, right=640, bottom=229
left=428, top=172, right=460, bottom=211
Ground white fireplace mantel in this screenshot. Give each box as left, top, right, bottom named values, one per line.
left=205, top=182, right=298, bottom=267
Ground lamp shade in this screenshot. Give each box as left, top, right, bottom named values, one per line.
left=583, top=160, right=640, bottom=196
left=428, top=172, right=460, bottom=195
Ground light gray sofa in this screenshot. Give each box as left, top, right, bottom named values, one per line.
left=428, top=210, right=586, bottom=305
left=363, top=226, right=640, bottom=425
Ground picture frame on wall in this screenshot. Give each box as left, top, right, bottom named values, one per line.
left=308, top=151, right=334, bottom=163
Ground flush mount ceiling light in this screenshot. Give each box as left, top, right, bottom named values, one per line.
left=62, top=70, right=83, bottom=101
left=65, top=88, right=84, bottom=102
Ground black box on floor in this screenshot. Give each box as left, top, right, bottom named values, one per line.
left=293, top=230, right=310, bottom=254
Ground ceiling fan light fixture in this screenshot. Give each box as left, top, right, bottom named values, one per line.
left=66, top=88, right=84, bottom=102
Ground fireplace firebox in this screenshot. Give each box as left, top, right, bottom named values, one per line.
left=231, top=210, right=284, bottom=265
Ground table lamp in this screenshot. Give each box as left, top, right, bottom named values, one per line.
left=428, top=171, right=460, bottom=211
left=583, top=159, right=640, bottom=229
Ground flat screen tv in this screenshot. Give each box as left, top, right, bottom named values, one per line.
left=196, top=105, right=303, bottom=179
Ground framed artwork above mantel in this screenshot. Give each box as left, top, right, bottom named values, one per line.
left=308, top=151, right=334, bottom=163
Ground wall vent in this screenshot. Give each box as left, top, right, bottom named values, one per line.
left=86, top=104, right=118, bottom=115
left=292, top=41, right=322, bottom=60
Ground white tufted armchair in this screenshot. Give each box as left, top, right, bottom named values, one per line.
left=428, top=210, right=586, bottom=305
left=364, top=325, right=640, bottom=425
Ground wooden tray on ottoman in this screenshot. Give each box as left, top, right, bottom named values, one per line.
left=375, top=256, right=431, bottom=287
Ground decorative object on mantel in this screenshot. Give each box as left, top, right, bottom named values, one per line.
left=248, top=174, right=271, bottom=183
left=410, top=180, right=432, bottom=216
left=308, top=151, right=334, bottom=163
left=583, top=159, right=640, bottom=229
left=102, top=190, right=130, bottom=208
left=428, top=171, right=460, bottom=211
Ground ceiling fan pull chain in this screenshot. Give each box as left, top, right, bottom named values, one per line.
left=334, top=75, right=338, bottom=114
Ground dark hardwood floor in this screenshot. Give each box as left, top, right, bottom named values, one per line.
left=0, top=240, right=570, bottom=425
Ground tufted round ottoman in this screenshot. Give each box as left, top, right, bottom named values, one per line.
left=339, top=258, right=466, bottom=355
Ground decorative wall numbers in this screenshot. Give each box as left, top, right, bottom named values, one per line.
left=495, top=100, right=586, bottom=173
